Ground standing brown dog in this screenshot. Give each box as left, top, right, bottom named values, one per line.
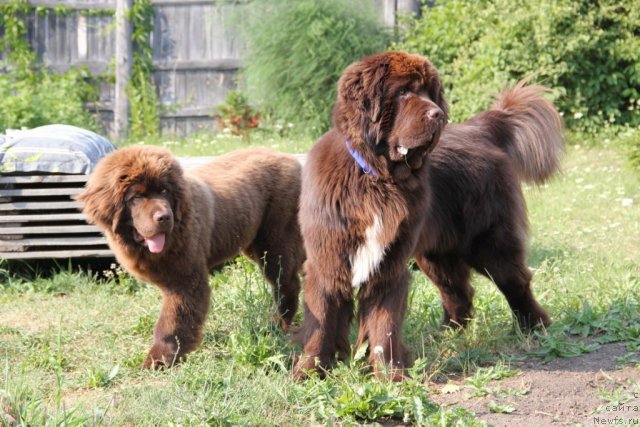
left=294, top=51, right=563, bottom=380
left=77, top=146, right=304, bottom=368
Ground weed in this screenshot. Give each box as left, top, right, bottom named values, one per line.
left=531, top=328, right=601, bottom=363
left=86, top=365, right=119, bottom=389
left=487, top=401, right=516, bottom=414
left=464, top=362, right=519, bottom=398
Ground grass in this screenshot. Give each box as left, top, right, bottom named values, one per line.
left=121, top=124, right=315, bottom=157
left=1, top=130, right=639, bottom=425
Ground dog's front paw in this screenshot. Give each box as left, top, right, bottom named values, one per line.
left=292, top=354, right=326, bottom=381
left=142, top=341, right=180, bottom=369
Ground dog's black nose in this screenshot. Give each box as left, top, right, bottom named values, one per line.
left=154, top=211, right=171, bottom=223
left=427, top=108, right=443, bottom=121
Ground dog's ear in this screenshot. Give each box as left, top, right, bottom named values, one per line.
left=167, top=163, right=190, bottom=223
left=362, top=59, right=389, bottom=123
left=427, top=64, right=449, bottom=123
left=338, top=56, right=390, bottom=124
left=75, top=163, right=128, bottom=234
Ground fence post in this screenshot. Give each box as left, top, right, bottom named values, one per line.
left=114, top=0, right=132, bottom=141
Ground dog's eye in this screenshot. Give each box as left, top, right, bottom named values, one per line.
left=160, top=189, right=168, bottom=195
left=398, top=88, right=410, bottom=97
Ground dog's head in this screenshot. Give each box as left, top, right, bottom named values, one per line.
left=333, top=51, right=448, bottom=176
left=76, top=146, right=189, bottom=255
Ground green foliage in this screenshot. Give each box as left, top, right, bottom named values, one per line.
left=0, top=67, right=98, bottom=132
left=0, top=0, right=33, bottom=73
left=216, top=257, right=289, bottom=367
left=0, top=0, right=158, bottom=136
left=297, top=363, right=479, bottom=425
left=128, top=0, right=160, bottom=139
left=618, top=125, right=640, bottom=171
left=487, top=401, right=516, bottom=414
left=241, top=0, right=390, bottom=136
left=464, top=362, right=519, bottom=397
left=395, top=0, right=640, bottom=131
left=0, top=0, right=97, bottom=132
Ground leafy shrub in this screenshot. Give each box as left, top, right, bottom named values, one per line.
left=0, top=1, right=97, bottom=132
left=240, top=0, right=390, bottom=136
left=395, top=0, right=640, bottom=131
left=127, top=0, right=160, bottom=139
left=0, top=67, right=98, bottom=132
left=214, top=91, right=261, bottom=141
left=619, top=125, right=640, bottom=170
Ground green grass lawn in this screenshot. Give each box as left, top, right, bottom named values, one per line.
left=1, top=133, right=639, bottom=426
left=122, top=126, right=315, bottom=157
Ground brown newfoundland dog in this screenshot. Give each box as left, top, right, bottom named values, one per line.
left=294, top=51, right=563, bottom=379
left=77, top=146, right=304, bottom=368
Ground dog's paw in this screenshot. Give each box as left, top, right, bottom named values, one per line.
left=142, top=342, right=180, bottom=369
left=292, top=354, right=326, bottom=381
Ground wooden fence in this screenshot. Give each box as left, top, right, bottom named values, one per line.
left=3, top=0, right=420, bottom=139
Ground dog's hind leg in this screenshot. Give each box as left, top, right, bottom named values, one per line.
left=466, top=231, right=551, bottom=330
left=415, top=254, right=474, bottom=328
left=244, top=239, right=303, bottom=330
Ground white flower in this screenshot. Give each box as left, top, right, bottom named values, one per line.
left=622, top=198, right=633, bottom=207
left=573, top=112, right=584, bottom=119
left=373, top=345, right=384, bottom=355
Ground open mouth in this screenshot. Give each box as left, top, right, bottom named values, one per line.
left=396, top=126, right=441, bottom=158
left=133, top=229, right=166, bottom=254
left=397, top=136, right=433, bottom=158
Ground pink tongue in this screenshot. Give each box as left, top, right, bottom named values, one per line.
left=145, top=233, right=166, bottom=254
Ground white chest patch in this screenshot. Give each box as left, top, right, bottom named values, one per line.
left=350, top=215, right=386, bottom=289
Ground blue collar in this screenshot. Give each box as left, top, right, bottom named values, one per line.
left=345, top=140, right=377, bottom=177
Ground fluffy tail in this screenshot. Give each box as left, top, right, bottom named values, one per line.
left=490, top=80, right=565, bottom=184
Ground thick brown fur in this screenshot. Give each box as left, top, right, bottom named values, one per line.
left=76, top=146, right=304, bottom=368
left=294, top=51, right=563, bottom=380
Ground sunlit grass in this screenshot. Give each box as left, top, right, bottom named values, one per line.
left=1, top=136, right=638, bottom=425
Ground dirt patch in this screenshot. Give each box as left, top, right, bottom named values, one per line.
left=431, top=342, right=640, bottom=426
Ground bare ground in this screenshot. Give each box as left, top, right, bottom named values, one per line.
left=430, top=342, right=640, bottom=426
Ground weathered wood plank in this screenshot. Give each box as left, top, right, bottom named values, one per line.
left=151, top=0, right=227, bottom=5
left=0, top=225, right=99, bottom=234
left=25, top=0, right=115, bottom=10
left=0, top=201, right=83, bottom=211
left=0, top=249, right=114, bottom=259
left=0, top=236, right=106, bottom=248
left=153, top=59, right=242, bottom=71
left=0, top=213, right=88, bottom=223
left=0, top=175, right=88, bottom=184
left=0, top=188, right=84, bottom=197
left=114, top=0, right=133, bottom=140
left=161, top=107, right=216, bottom=118
left=45, top=61, right=111, bottom=75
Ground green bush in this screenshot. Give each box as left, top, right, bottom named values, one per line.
left=240, top=0, right=390, bottom=136
left=0, top=67, right=98, bottom=132
left=127, top=0, right=160, bottom=139
left=395, top=0, right=640, bottom=131
left=0, top=0, right=97, bottom=132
